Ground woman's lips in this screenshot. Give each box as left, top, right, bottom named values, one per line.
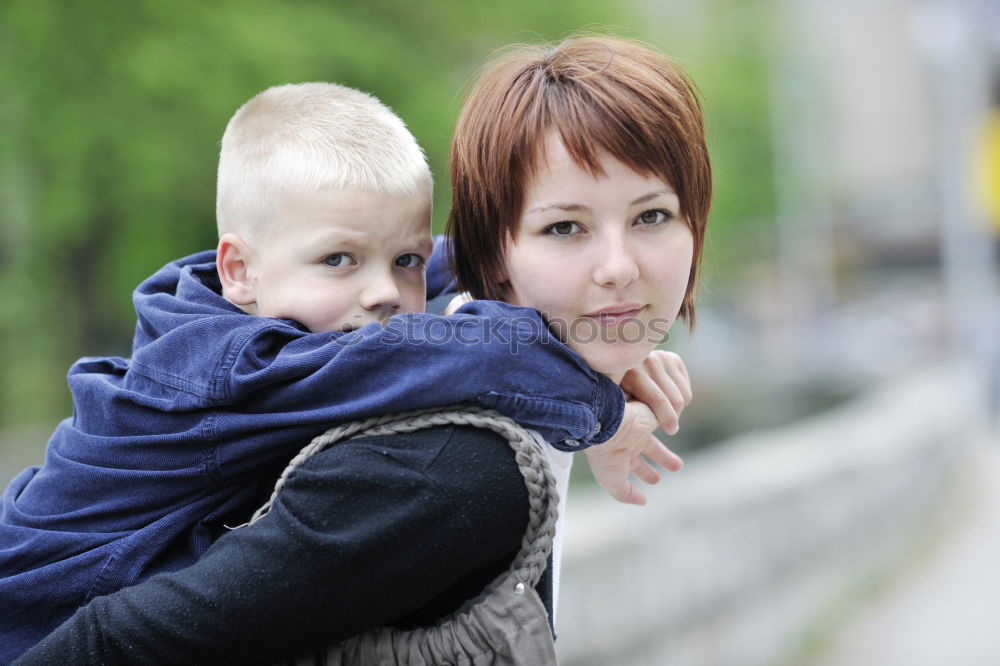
left=583, top=305, right=645, bottom=326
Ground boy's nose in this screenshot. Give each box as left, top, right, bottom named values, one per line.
left=360, top=275, right=402, bottom=317
left=592, top=236, right=640, bottom=288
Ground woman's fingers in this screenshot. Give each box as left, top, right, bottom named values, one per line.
left=648, top=353, right=691, bottom=412
left=663, top=350, right=692, bottom=397
left=619, top=351, right=693, bottom=436
left=620, top=370, right=681, bottom=434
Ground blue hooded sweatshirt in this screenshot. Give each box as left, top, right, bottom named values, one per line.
left=0, top=250, right=623, bottom=662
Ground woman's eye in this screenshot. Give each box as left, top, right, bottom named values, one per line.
left=323, top=253, right=355, bottom=267
left=544, top=221, right=580, bottom=237
left=395, top=254, right=425, bottom=269
left=637, top=210, right=674, bottom=226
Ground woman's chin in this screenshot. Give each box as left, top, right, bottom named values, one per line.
left=571, top=342, right=653, bottom=382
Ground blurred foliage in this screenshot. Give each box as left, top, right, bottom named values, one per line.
left=0, top=0, right=775, bottom=429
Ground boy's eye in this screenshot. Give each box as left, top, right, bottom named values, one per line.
left=323, top=253, right=355, bottom=267
left=395, top=254, right=425, bottom=269
left=544, top=221, right=580, bottom=237
left=637, top=210, right=674, bottom=226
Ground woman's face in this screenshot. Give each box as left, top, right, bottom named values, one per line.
left=501, top=133, right=694, bottom=381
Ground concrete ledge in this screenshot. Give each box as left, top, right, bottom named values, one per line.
left=555, top=363, right=986, bottom=666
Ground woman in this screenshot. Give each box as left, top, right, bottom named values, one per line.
left=16, top=34, right=710, bottom=665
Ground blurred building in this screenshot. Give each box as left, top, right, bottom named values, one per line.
left=676, top=0, right=998, bottom=404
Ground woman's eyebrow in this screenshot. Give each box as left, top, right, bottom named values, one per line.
left=529, top=189, right=679, bottom=214
left=631, top=190, right=677, bottom=206
left=527, top=202, right=590, bottom=214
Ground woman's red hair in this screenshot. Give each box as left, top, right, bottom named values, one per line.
left=447, top=35, right=712, bottom=325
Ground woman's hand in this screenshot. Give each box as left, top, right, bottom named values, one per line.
left=584, top=351, right=691, bottom=506
left=619, top=350, right=692, bottom=436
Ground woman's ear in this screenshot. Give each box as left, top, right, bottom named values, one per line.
left=496, top=242, right=511, bottom=284
left=216, top=233, right=256, bottom=309
left=496, top=263, right=509, bottom=285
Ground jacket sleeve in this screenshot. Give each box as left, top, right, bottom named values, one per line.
left=14, top=426, right=529, bottom=666
left=220, top=300, right=623, bottom=455
left=425, top=235, right=458, bottom=299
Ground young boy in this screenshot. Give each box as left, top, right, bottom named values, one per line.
left=0, top=82, right=684, bottom=662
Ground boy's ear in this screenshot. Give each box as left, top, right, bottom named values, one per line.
left=216, top=233, right=256, bottom=308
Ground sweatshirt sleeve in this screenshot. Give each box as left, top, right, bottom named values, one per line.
left=14, top=426, right=529, bottom=666
left=425, top=235, right=458, bottom=300
left=220, top=300, right=623, bottom=454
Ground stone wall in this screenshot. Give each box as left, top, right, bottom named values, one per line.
left=555, top=364, right=986, bottom=666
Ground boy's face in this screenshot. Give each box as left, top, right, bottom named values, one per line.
left=244, top=185, right=433, bottom=333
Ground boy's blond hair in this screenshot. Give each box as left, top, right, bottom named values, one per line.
left=216, top=82, right=431, bottom=241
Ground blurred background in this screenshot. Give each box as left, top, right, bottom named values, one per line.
left=1, top=0, right=998, bottom=664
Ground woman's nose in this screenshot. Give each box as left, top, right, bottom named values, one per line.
left=592, top=237, right=640, bottom=288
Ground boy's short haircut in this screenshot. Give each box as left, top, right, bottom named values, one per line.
left=446, top=35, right=712, bottom=326
left=217, top=82, right=431, bottom=241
